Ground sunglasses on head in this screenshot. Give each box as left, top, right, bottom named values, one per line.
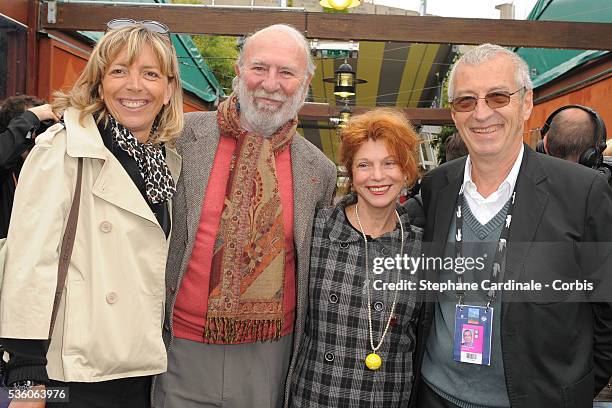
left=106, top=18, right=170, bottom=38
left=450, top=88, right=524, bottom=112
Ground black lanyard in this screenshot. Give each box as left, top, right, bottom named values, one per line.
left=454, top=189, right=516, bottom=307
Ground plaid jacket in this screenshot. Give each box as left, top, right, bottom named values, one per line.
left=290, top=194, right=423, bottom=408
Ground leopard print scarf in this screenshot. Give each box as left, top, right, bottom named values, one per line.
left=108, top=114, right=176, bottom=204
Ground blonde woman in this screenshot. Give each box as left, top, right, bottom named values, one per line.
left=0, top=20, right=182, bottom=408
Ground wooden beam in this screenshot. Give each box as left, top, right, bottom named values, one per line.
left=299, top=103, right=453, bottom=125
left=42, top=3, right=306, bottom=36
left=40, top=3, right=612, bottom=51
left=0, top=0, right=29, bottom=27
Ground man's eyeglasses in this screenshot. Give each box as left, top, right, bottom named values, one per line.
left=450, top=88, right=524, bottom=112
left=106, top=18, right=170, bottom=38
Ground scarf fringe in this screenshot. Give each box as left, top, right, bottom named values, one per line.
left=204, top=317, right=283, bottom=343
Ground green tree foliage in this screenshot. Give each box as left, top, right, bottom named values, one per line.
left=433, top=125, right=458, bottom=164
left=191, top=35, right=239, bottom=93
left=433, top=53, right=459, bottom=163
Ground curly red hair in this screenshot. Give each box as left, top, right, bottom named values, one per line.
left=340, top=108, right=420, bottom=191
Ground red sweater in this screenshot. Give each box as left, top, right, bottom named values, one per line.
left=173, top=136, right=296, bottom=343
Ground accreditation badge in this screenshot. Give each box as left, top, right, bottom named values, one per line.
left=453, top=304, right=493, bottom=365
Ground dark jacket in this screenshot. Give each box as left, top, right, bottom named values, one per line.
left=0, top=110, right=39, bottom=238
left=410, top=146, right=612, bottom=408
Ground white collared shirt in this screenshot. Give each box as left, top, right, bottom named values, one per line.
left=460, top=145, right=524, bottom=225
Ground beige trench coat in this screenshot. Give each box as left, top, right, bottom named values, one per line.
left=0, top=107, right=181, bottom=382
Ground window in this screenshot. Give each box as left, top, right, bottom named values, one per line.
left=419, top=125, right=441, bottom=170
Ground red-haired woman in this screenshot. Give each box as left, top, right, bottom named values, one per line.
left=289, top=108, right=423, bottom=407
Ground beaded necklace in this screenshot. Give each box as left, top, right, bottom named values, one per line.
left=355, top=204, right=404, bottom=370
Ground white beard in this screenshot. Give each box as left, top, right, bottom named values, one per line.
left=236, top=77, right=307, bottom=137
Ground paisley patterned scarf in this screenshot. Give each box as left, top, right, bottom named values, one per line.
left=206, top=94, right=296, bottom=342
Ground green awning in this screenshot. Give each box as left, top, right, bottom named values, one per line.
left=515, top=0, right=610, bottom=88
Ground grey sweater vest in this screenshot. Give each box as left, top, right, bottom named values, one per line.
left=421, top=199, right=511, bottom=408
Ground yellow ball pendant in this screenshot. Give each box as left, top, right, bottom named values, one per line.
left=365, top=353, right=382, bottom=370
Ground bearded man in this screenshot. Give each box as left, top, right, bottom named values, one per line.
left=153, top=24, right=337, bottom=408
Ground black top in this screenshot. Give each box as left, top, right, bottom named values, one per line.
left=0, top=110, right=38, bottom=170
left=0, top=110, right=39, bottom=239
left=1, top=117, right=171, bottom=385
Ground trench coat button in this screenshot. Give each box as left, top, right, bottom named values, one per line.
left=329, top=293, right=339, bottom=304
left=340, top=242, right=349, bottom=249
left=373, top=301, right=384, bottom=312
left=106, top=292, right=118, bottom=304
left=324, top=352, right=335, bottom=362
left=99, top=221, right=112, bottom=233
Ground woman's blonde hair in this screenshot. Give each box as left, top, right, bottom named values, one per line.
left=52, top=24, right=183, bottom=144
left=340, top=108, right=420, bottom=192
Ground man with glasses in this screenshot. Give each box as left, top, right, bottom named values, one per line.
left=410, top=43, right=612, bottom=407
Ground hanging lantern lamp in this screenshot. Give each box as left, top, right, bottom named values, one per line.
left=319, top=0, right=361, bottom=11
left=323, top=61, right=367, bottom=99
left=338, top=104, right=352, bottom=128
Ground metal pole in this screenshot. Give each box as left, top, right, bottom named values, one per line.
left=420, top=0, right=427, bottom=16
